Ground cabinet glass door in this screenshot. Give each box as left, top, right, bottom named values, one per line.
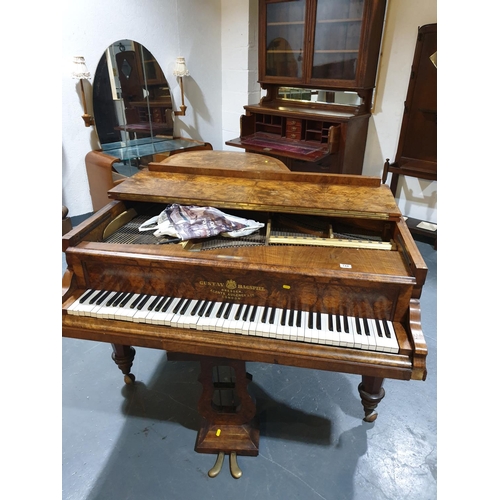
left=312, top=0, right=364, bottom=81
left=265, top=0, right=306, bottom=79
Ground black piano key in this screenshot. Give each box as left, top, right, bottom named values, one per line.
left=189, top=300, right=202, bottom=316
left=269, top=307, right=277, bottom=324
left=205, top=301, right=216, bottom=317
left=154, top=295, right=169, bottom=311
left=119, top=292, right=134, bottom=308
left=89, top=289, right=108, bottom=305
left=296, top=310, right=302, bottom=328
left=281, top=308, right=287, bottom=326
left=308, top=311, right=314, bottom=329
left=172, top=298, right=185, bottom=314
left=355, top=317, right=362, bottom=335
left=216, top=302, right=227, bottom=318
left=375, top=319, right=383, bottom=337
left=249, top=305, right=257, bottom=322
left=234, top=303, right=245, bottom=321
left=336, top=315, right=341, bottom=332
left=242, top=304, right=251, bottom=322
left=148, top=295, right=163, bottom=310
left=223, top=303, right=234, bottom=319
left=111, top=292, right=126, bottom=307
left=288, top=309, right=295, bottom=327
left=343, top=315, right=349, bottom=333
left=363, top=318, right=370, bottom=335
left=137, top=294, right=151, bottom=310
left=131, top=293, right=145, bottom=309
left=382, top=319, right=392, bottom=338
left=80, top=289, right=96, bottom=303
left=104, top=292, right=121, bottom=307
left=162, top=296, right=176, bottom=312
left=179, top=299, right=192, bottom=315
left=197, top=300, right=209, bottom=317
left=261, top=306, right=269, bottom=323
left=328, top=314, right=334, bottom=331
left=316, top=312, right=322, bottom=330
left=96, top=290, right=113, bottom=306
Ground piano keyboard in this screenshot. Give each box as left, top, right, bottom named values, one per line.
left=67, top=289, right=399, bottom=354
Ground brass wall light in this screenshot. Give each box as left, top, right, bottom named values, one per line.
left=72, top=56, right=95, bottom=127
left=173, top=57, right=189, bottom=116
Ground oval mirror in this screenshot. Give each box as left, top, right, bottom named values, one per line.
left=93, top=40, right=173, bottom=150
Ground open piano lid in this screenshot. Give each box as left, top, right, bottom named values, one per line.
left=108, top=163, right=401, bottom=221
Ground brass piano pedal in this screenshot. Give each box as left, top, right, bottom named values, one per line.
left=208, top=451, right=225, bottom=478
left=207, top=451, right=243, bottom=479
left=229, top=452, right=242, bottom=479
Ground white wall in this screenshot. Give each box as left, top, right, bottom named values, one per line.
left=62, top=0, right=437, bottom=222
left=364, top=0, right=437, bottom=223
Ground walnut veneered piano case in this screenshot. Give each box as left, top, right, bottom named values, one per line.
left=62, top=152, right=427, bottom=478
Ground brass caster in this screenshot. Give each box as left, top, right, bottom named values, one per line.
left=208, top=451, right=225, bottom=478
left=363, top=410, right=378, bottom=422
left=124, top=373, right=136, bottom=385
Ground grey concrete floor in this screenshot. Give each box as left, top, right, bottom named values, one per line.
left=62, top=238, right=437, bottom=500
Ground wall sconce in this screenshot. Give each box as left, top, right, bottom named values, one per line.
left=71, top=56, right=95, bottom=127
left=173, top=57, right=189, bottom=116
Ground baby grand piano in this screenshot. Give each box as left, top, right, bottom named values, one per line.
left=62, top=152, right=427, bottom=479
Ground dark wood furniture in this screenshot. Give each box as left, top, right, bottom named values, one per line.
left=227, top=0, right=387, bottom=174
left=382, top=24, right=437, bottom=243
left=63, top=151, right=427, bottom=479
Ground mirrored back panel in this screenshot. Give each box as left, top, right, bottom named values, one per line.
left=93, top=40, right=173, bottom=151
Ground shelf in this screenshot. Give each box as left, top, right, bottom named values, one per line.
left=317, top=18, right=362, bottom=23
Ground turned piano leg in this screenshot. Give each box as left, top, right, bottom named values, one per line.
left=111, top=344, right=136, bottom=384
left=358, top=376, right=385, bottom=422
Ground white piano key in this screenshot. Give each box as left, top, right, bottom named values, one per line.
left=383, top=319, right=399, bottom=353
left=149, top=296, right=179, bottom=325
left=268, top=308, right=281, bottom=339
left=180, top=300, right=205, bottom=329
left=231, top=303, right=247, bottom=334
left=67, top=289, right=100, bottom=316
left=222, top=303, right=239, bottom=333
left=362, top=318, right=377, bottom=351
left=88, top=290, right=115, bottom=317
left=93, top=291, right=127, bottom=319
left=254, top=306, right=270, bottom=337
left=353, top=316, right=366, bottom=349
left=245, top=305, right=260, bottom=336
left=114, top=293, right=143, bottom=321
left=316, top=313, right=333, bottom=345
left=193, top=300, right=213, bottom=330
left=294, top=310, right=305, bottom=342
left=199, top=301, right=223, bottom=331
left=327, top=314, right=341, bottom=346
left=236, top=304, right=253, bottom=335
left=275, top=308, right=288, bottom=340
left=338, top=315, right=355, bottom=348
left=214, top=303, right=230, bottom=332
left=132, top=295, right=159, bottom=323
left=170, top=298, right=194, bottom=328
left=285, top=309, right=298, bottom=340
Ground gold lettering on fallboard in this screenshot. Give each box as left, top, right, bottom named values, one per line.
left=198, top=279, right=267, bottom=300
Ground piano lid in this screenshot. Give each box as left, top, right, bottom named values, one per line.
left=108, top=158, right=401, bottom=220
